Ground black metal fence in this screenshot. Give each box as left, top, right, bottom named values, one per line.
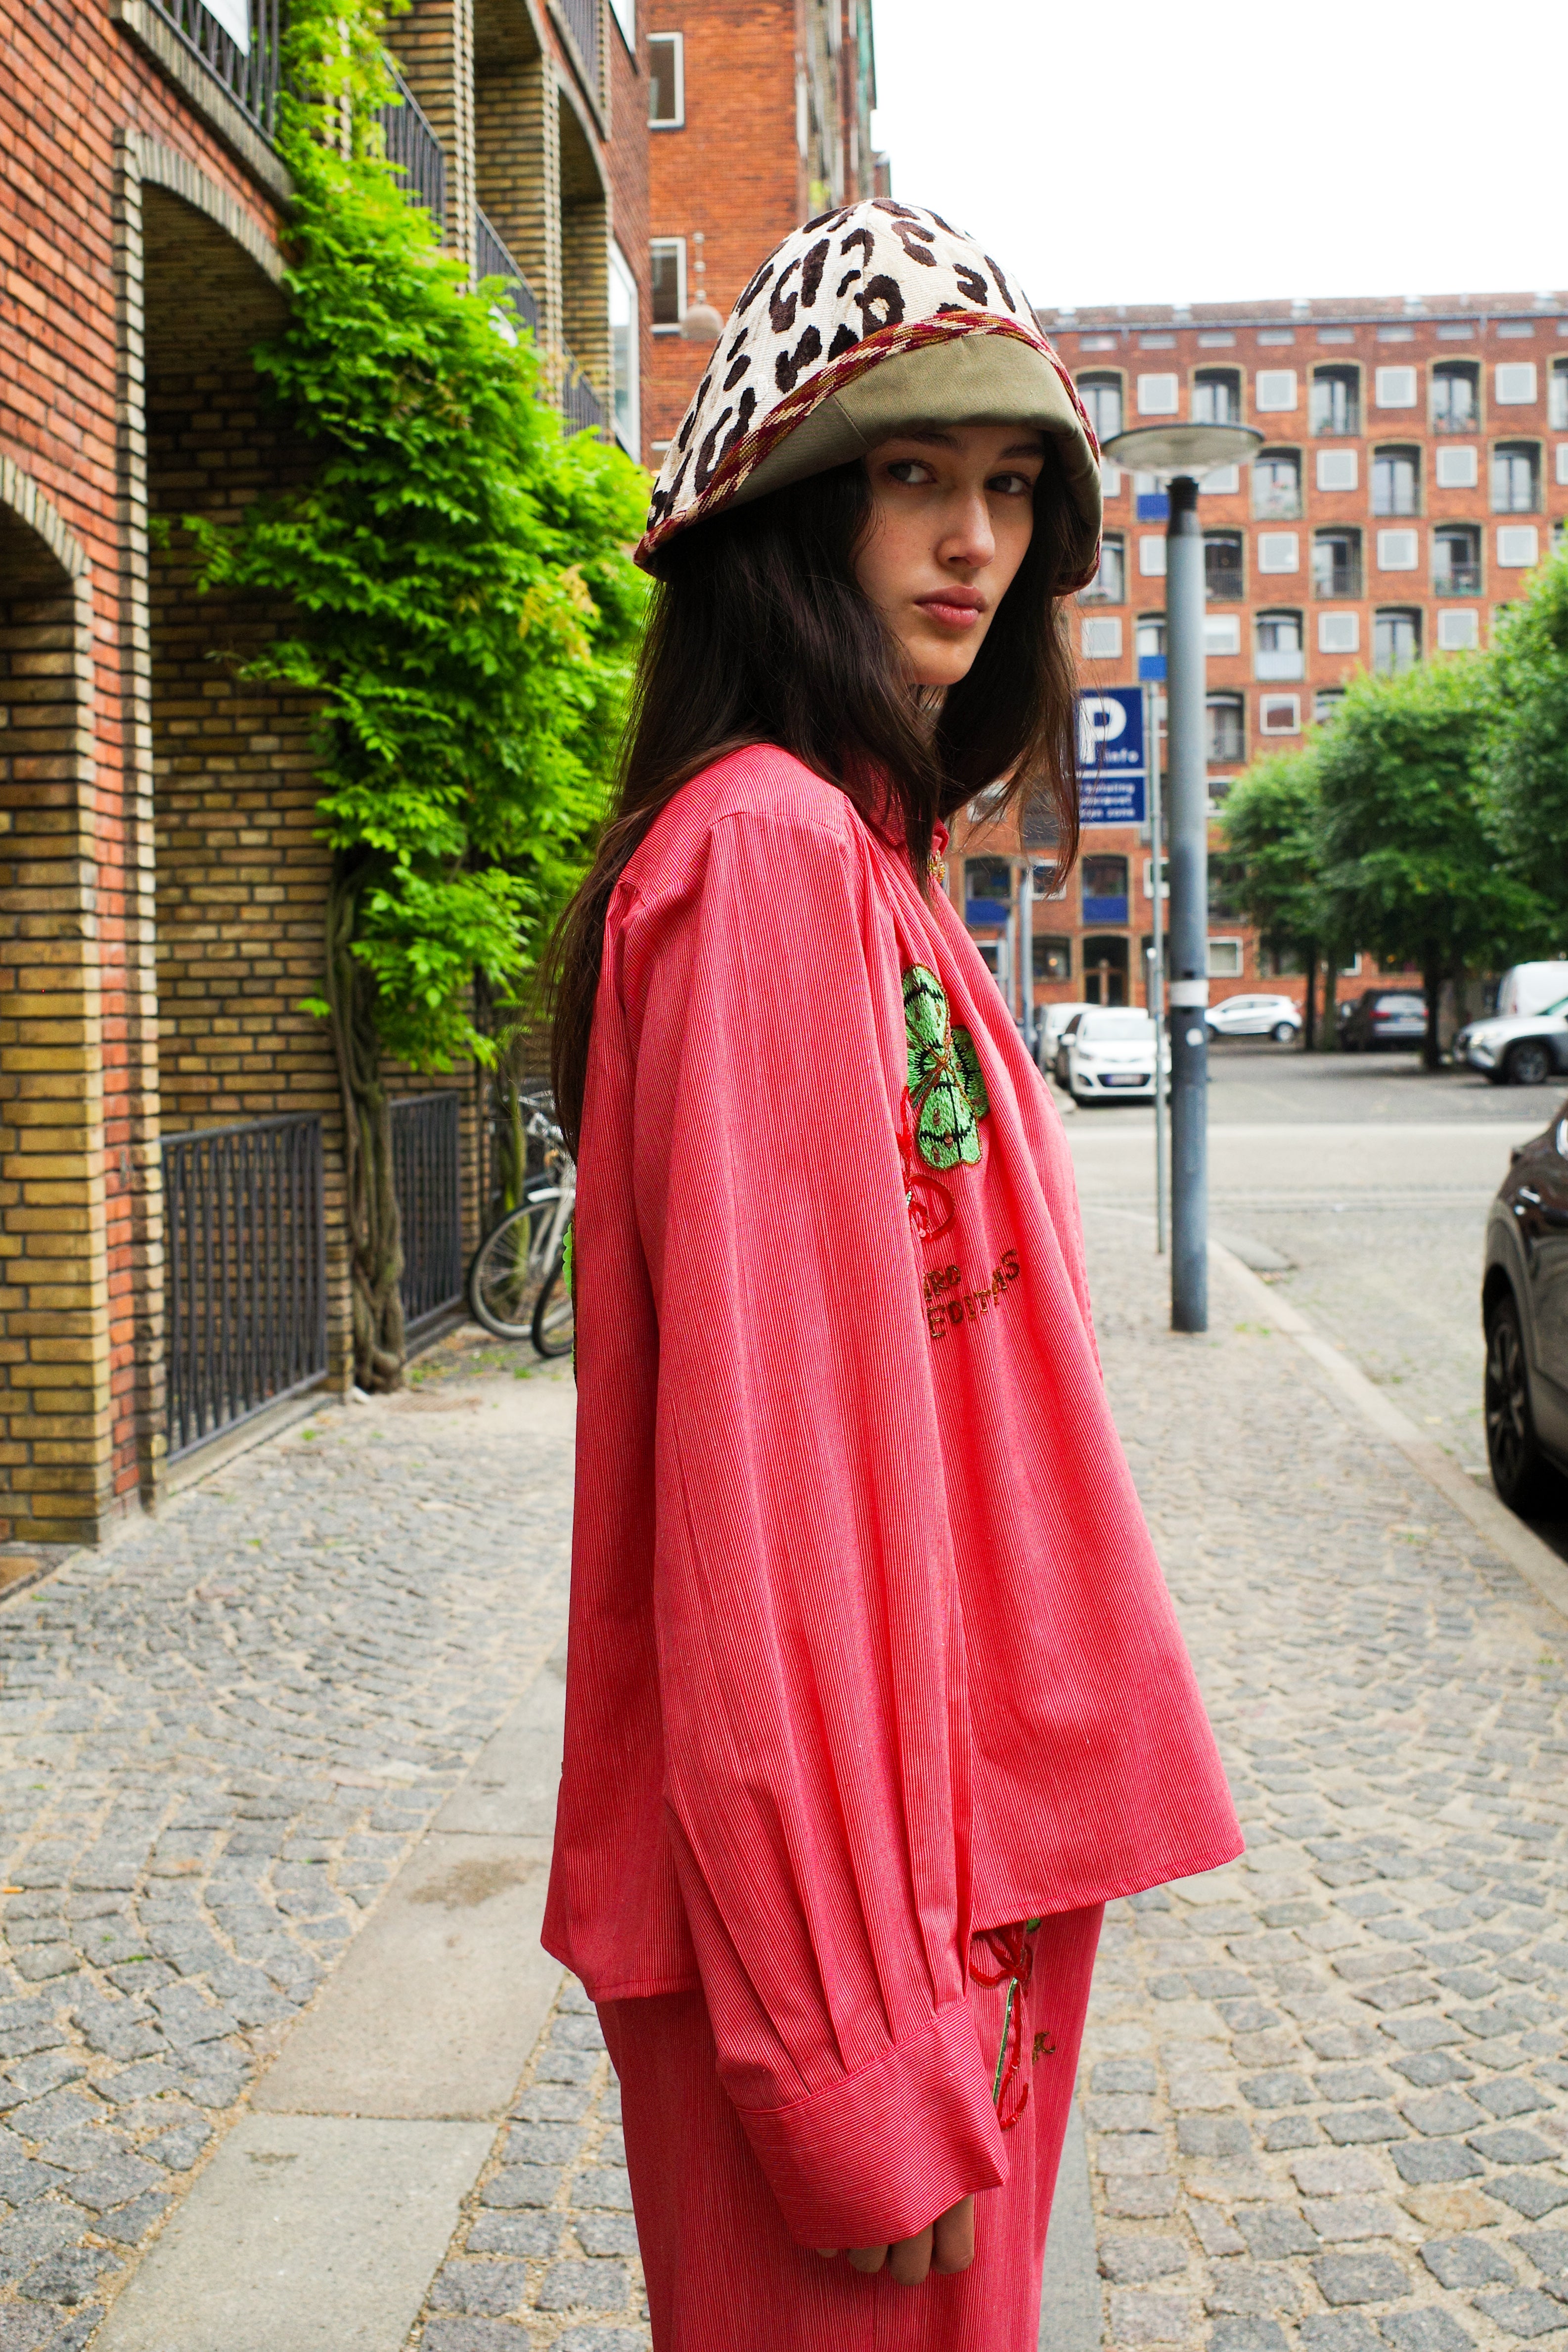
left=163, top=1115, right=327, bottom=1460
left=475, top=209, right=542, bottom=340
left=392, top=1092, right=464, bottom=1330
left=145, top=0, right=283, bottom=141
left=562, top=354, right=606, bottom=438
left=380, top=60, right=448, bottom=223
left=559, top=0, right=600, bottom=91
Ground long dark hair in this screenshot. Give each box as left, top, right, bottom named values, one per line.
left=549, top=449, right=1081, bottom=1152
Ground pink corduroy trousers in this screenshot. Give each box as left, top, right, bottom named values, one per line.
left=599, top=1904, right=1104, bottom=2352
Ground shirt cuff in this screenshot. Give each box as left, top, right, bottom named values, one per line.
left=733, top=2000, right=1009, bottom=2248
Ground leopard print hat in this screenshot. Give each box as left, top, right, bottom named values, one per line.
left=637, top=198, right=1102, bottom=588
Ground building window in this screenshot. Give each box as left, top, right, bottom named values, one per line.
left=608, top=0, right=635, bottom=41
left=1437, top=609, right=1480, bottom=651
left=1080, top=615, right=1122, bottom=659
left=1193, top=369, right=1241, bottom=424
left=1314, top=688, right=1346, bottom=725
left=1375, top=364, right=1418, bottom=409
left=1036, top=938, right=1072, bottom=982
left=1313, top=528, right=1362, bottom=598
left=1550, top=359, right=1568, bottom=431
left=1207, top=695, right=1245, bottom=763
left=608, top=243, right=639, bottom=457
left=1495, top=361, right=1538, bottom=407
left=1079, top=535, right=1125, bottom=604
left=1260, top=694, right=1301, bottom=735
left=649, top=237, right=685, bottom=330
left=1311, top=365, right=1360, bottom=435
left=1208, top=938, right=1244, bottom=978
left=1136, top=614, right=1166, bottom=676
left=1374, top=608, right=1422, bottom=675
left=1496, top=524, right=1540, bottom=570
left=1081, top=856, right=1129, bottom=923
left=1377, top=527, right=1420, bottom=572
left=648, top=32, right=684, bottom=126
left=1254, top=369, right=1298, bottom=413
left=1138, top=534, right=1166, bottom=577
left=1077, top=373, right=1123, bottom=442
left=1491, top=441, right=1540, bottom=512
left=1256, top=611, right=1304, bottom=680
left=1254, top=449, right=1301, bottom=518
left=1137, top=373, right=1179, bottom=416
left=1316, top=447, right=1358, bottom=493
left=1319, top=610, right=1359, bottom=654
left=1204, top=614, right=1242, bottom=657
left=965, top=858, right=1012, bottom=924
left=1433, top=524, right=1481, bottom=596
left=1204, top=533, right=1244, bottom=600
left=1435, top=444, right=1478, bottom=490
left=1372, top=446, right=1420, bottom=515
left=1256, top=532, right=1299, bottom=575
left=1432, top=360, right=1479, bottom=432
left=1559, top=444, right=1568, bottom=488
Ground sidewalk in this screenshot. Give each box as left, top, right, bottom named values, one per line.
left=0, top=1215, right=1565, bottom=2352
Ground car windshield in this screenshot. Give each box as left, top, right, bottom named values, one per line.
left=1376, top=996, right=1425, bottom=1016
left=1083, top=1013, right=1153, bottom=1040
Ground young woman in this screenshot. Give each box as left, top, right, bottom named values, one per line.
left=543, top=200, right=1241, bottom=2351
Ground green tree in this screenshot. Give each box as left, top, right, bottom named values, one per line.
left=1314, top=660, right=1547, bottom=1069
left=184, top=0, right=648, bottom=1385
left=1487, top=542, right=1568, bottom=937
left=1217, top=748, right=1330, bottom=1047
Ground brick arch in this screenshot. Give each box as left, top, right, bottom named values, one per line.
left=0, top=461, right=112, bottom=1549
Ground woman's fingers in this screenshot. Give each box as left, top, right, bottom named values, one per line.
left=847, top=2244, right=889, bottom=2274
left=931, top=2194, right=977, bottom=2275
left=887, top=2223, right=935, bottom=2285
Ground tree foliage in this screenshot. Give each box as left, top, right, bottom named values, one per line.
left=184, top=0, right=647, bottom=1381
left=1216, top=751, right=1332, bottom=1045
left=1487, top=543, right=1568, bottom=934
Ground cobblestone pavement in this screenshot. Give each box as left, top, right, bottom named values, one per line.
left=0, top=1336, right=573, bottom=2352
left=412, top=1979, right=649, bottom=2352
left=1079, top=1201, right=1568, bottom=2352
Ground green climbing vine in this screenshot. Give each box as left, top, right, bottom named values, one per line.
left=183, top=0, right=647, bottom=1387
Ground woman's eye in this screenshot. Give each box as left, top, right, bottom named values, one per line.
left=989, top=471, right=1034, bottom=496
left=885, top=459, right=934, bottom=486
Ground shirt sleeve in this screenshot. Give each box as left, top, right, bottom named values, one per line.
left=620, top=799, right=1007, bottom=2250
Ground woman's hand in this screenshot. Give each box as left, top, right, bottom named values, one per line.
left=816, top=2194, right=975, bottom=2285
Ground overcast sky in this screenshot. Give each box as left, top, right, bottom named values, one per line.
left=871, top=0, right=1567, bottom=313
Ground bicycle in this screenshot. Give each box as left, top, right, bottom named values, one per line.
left=466, top=1088, right=575, bottom=1355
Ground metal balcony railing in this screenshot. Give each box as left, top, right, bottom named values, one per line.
left=1433, top=410, right=1479, bottom=434
left=475, top=210, right=541, bottom=339
left=562, top=355, right=606, bottom=438
left=1205, top=569, right=1245, bottom=602
left=1435, top=564, right=1482, bottom=595
left=559, top=0, right=600, bottom=91
left=163, top=1114, right=327, bottom=1459
left=380, top=61, right=447, bottom=223
left=1314, top=565, right=1362, bottom=599
left=144, top=0, right=283, bottom=140
left=391, top=1092, right=464, bottom=1330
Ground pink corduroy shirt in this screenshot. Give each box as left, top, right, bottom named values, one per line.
left=541, top=746, right=1242, bottom=2249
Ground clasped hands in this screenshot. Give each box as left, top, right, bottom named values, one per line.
left=815, top=2192, right=975, bottom=2286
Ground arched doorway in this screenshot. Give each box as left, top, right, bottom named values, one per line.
left=1082, top=935, right=1129, bottom=1007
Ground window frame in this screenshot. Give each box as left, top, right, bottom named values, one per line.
left=1373, top=607, right=1423, bottom=676
left=1078, top=533, right=1126, bottom=605
left=649, top=235, right=686, bottom=332
left=1490, top=439, right=1541, bottom=515
left=1206, top=692, right=1246, bottom=765
left=607, top=239, right=640, bottom=459
left=1253, top=446, right=1302, bottom=519
left=1312, top=526, right=1363, bottom=599
left=647, top=30, right=685, bottom=128
left=1075, top=370, right=1124, bottom=443
left=1192, top=367, right=1242, bottom=426
left=1310, top=363, right=1361, bottom=437
left=1318, top=610, right=1360, bottom=654
left=1494, top=360, right=1539, bottom=408
left=1371, top=444, right=1422, bottom=518
left=1203, top=531, right=1245, bottom=601
left=1374, top=363, right=1418, bottom=410
left=1550, top=358, right=1568, bottom=433
left=1259, top=693, right=1302, bottom=736
left=1254, top=368, right=1298, bottom=415
left=1436, top=608, right=1480, bottom=652
left=608, top=0, right=635, bottom=45
left=1434, top=443, right=1478, bottom=490
left=1432, top=522, right=1481, bottom=597
left=1431, top=358, right=1480, bottom=434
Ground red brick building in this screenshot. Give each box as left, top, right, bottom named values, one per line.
left=953, top=291, right=1568, bottom=1026
left=0, top=0, right=647, bottom=1547
left=643, top=0, right=885, bottom=456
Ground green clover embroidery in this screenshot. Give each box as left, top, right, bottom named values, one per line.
left=902, top=964, right=989, bottom=1171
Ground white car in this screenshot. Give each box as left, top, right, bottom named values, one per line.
left=1457, top=1001, right=1568, bottom=1087
left=1036, top=1001, right=1093, bottom=1068
left=1206, top=992, right=1301, bottom=1042
left=1055, top=1009, right=1160, bottom=1103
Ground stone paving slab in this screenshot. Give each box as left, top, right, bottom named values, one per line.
left=1077, top=1205, right=1568, bottom=2352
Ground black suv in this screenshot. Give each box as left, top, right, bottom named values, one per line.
left=1339, top=989, right=1427, bottom=1052
left=1483, top=1099, right=1568, bottom=1512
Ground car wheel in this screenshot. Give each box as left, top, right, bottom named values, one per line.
left=1508, top=1040, right=1552, bottom=1087
left=1271, top=1021, right=1295, bottom=1042
left=1484, top=1291, right=1565, bottom=1515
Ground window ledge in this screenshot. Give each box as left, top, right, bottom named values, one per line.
left=115, top=0, right=291, bottom=204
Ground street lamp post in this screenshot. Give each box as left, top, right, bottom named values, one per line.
left=1102, top=420, right=1262, bottom=1333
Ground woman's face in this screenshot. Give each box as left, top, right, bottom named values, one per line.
left=853, top=422, right=1047, bottom=689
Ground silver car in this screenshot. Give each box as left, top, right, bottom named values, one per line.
left=1206, top=992, right=1301, bottom=1043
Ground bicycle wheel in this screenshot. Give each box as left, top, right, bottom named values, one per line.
left=467, top=1187, right=562, bottom=1340
left=532, top=1244, right=576, bottom=1360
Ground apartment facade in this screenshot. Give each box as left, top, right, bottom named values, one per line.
left=643, top=0, right=886, bottom=457
left=0, top=0, right=647, bottom=1550
left=952, top=291, right=1568, bottom=1021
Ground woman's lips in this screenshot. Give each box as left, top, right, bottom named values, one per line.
left=915, top=593, right=984, bottom=630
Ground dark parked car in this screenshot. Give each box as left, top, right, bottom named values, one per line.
left=1339, top=988, right=1427, bottom=1052
left=1483, top=1100, right=1568, bottom=1512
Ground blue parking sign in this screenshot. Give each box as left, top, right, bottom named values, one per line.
left=1076, top=687, right=1146, bottom=826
